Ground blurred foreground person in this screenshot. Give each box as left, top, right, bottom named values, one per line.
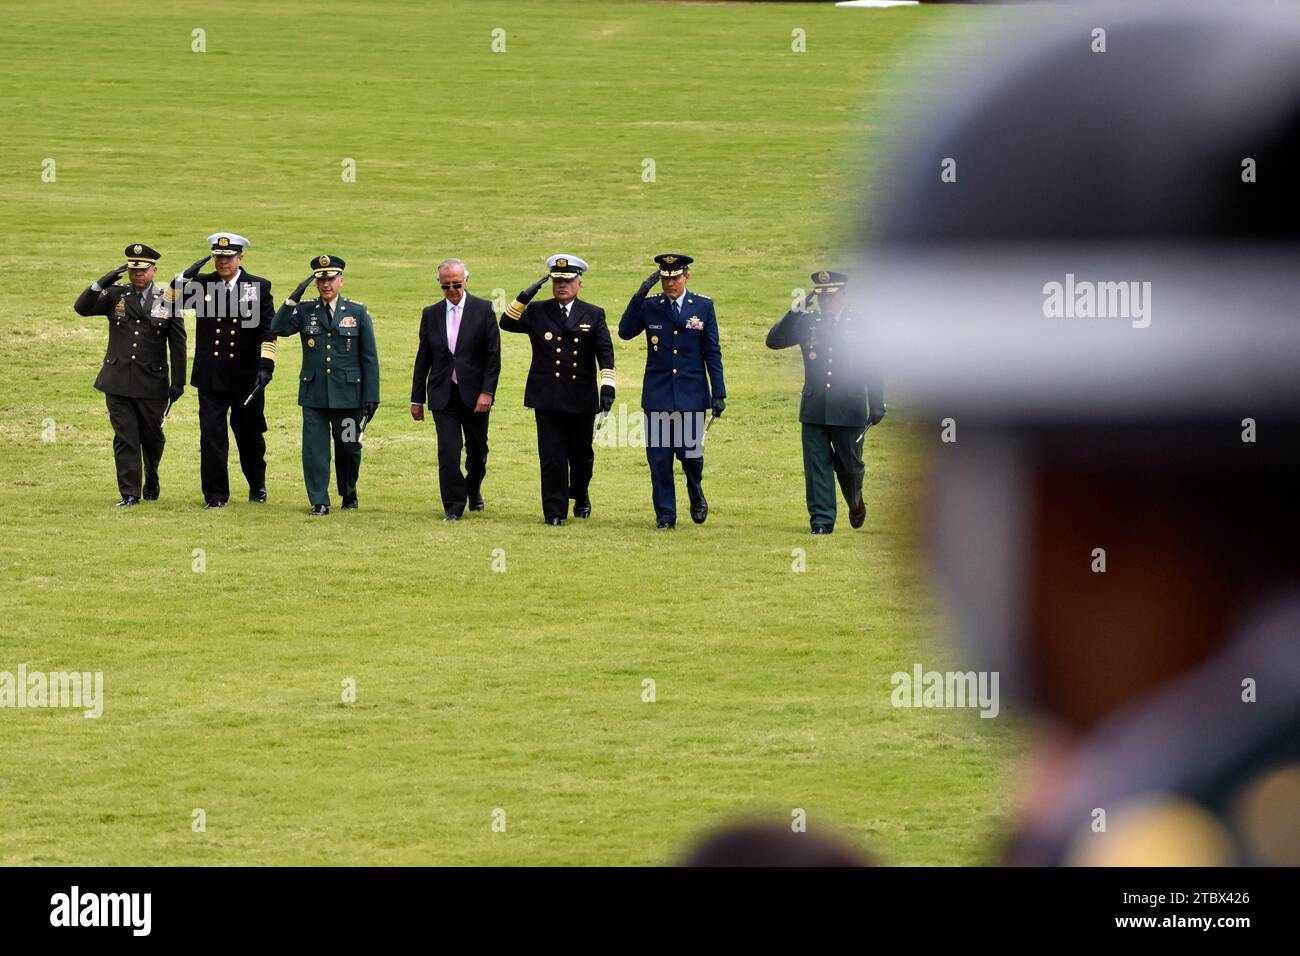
left=858, top=6, right=1300, bottom=866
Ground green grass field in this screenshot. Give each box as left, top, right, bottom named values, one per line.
left=0, top=0, right=1022, bottom=865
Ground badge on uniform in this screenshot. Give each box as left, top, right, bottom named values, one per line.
left=241, top=283, right=257, bottom=304
left=114, top=300, right=126, bottom=315
left=339, top=317, right=357, bottom=328
left=307, top=338, right=316, bottom=348
left=150, top=301, right=169, bottom=320
left=685, top=317, right=704, bottom=331
left=544, top=331, right=553, bottom=340
left=579, top=323, right=591, bottom=331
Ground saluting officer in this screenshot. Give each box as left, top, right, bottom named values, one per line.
left=74, top=243, right=187, bottom=506
left=618, top=254, right=726, bottom=529
left=173, top=232, right=277, bottom=509
left=270, top=255, right=380, bottom=516
left=766, top=271, right=884, bottom=534
left=500, top=254, right=615, bottom=525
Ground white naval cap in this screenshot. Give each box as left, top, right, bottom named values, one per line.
left=547, top=253, right=588, bottom=279
left=208, top=232, right=250, bottom=255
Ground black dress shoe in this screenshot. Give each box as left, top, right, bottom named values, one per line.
left=203, top=499, right=227, bottom=510
left=249, top=488, right=268, bottom=503
left=142, top=479, right=159, bottom=501
left=444, top=512, right=461, bottom=521
left=468, top=491, right=485, bottom=511
left=115, top=495, right=140, bottom=508
left=573, top=499, right=591, bottom=518
left=689, top=493, right=708, bottom=524
left=342, top=496, right=359, bottom=510
left=656, top=520, right=675, bottom=530
left=545, top=516, right=564, bottom=526
left=811, top=524, right=833, bottom=535
left=849, top=493, right=867, bottom=529
left=309, top=504, right=330, bottom=516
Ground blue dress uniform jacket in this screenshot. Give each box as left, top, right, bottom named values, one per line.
left=271, top=297, right=380, bottom=409
left=618, top=291, right=725, bottom=410
left=765, top=308, right=883, bottom=427
left=186, top=270, right=277, bottom=392
left=500, top=298, right=614, bottom=414
left=75, top=283, right=187, bottom=399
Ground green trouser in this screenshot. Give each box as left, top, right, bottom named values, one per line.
left=802, top=422, right=866, bottom=528
left=302, top=406, right=363, bottom=506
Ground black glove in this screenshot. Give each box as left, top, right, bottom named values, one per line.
left=600, top=386, right=615, bottom=413
left=181, top=254, right=211, bottom=281
left=255, top=366, right=273, bottom=390
left=93, top=264, right=127, bottom=290
left=869, top=406, right=886, bottom=426
left=518, top=273, right=550, bottom=305
left=635, top=270, right=660, bottom=299
left=363, top=402, right=379, bottom=424
left=711, top=397, right=726, bottom=417
left=289, top=275, right=314, bottom=303
left=802, top=289, right=819, bottom=313
left=168, top=384, right=184, bottom=403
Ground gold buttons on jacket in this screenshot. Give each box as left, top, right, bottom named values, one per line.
left=554, top=372, right=560, bottom=378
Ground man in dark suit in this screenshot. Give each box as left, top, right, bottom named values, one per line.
left=500, top=254, right=615, bottom=525
left=172, top=232, right=277, bottom=509
left=74, top=243, right=187, bottom=506
left=766, top=271, right=884, bottom=534
left=410, top=258, right=501, bottom=520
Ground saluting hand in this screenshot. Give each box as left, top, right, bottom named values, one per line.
left=94, top=264, right=127, bottom=290
left=636, top=270, right=660, bottom=299
left=181, top=254, right=212, bottom=281
left=288, top=275, right=314, bottom=304
left=517, top=273, right=549, bottom=304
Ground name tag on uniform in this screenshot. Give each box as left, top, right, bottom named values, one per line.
left=685, top=317, right=704, bottom=331
left=648, top=323, right=663, bottom=331
left=241, top=283, right=257, bottom=304
left=339, top=317, right=358, bottom=328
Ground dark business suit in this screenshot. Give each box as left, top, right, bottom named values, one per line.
left=411, top=292, right=500, bottom=516
left=74, top=281, right=187, bottom=498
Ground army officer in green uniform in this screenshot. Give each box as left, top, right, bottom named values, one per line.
left=271, top=255, right=380, bottom=515
left=766, top=271, right=884, bottom=534
left=74, top=243, right=187, bottom=507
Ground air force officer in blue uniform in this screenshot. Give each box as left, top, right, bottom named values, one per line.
left=618, top=254, right=726, bottom=529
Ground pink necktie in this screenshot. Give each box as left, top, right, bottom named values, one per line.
left=449, top=303, right=461, bottom=383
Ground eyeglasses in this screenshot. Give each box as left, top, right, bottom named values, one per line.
left=440, top=282, right=463, bottom=290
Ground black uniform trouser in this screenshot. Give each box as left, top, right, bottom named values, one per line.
left=198, top=387, right=267, bottom=502
left=432, top=388, right=489, bottom=516
left=302, top=406, right=363, bottom=507
left=802, top=422, right=866, bottom=528
left=104, top=393, right=166, bottom=498
left=644, top=409, right=707, bottom=525
left=534, top=408, right=594, bottom=520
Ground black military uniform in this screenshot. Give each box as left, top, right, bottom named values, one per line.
left=177, top=232, right=277, bottom=507
left=766, top=271, right=884, bottom=533
left=74, top=243, right=187, bottom=506
left=500, top=254, right=615, bottom=524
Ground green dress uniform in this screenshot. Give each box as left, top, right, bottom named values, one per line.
left=766, top=272, right=884, bottom=532
left=270, top=256, right=380, bottom=510
left=74, top=243, right=187, bottom=504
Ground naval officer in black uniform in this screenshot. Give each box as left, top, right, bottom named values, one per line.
left=500, top=254, right=615, bottom=525
left=173, top=232, right=277, bottom=508
left=74, top=243, right=187, bottom=506
left=766, top=271, right=884, bottom=534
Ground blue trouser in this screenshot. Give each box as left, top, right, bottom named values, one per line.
left=644, top=409, right=706, bottom=524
